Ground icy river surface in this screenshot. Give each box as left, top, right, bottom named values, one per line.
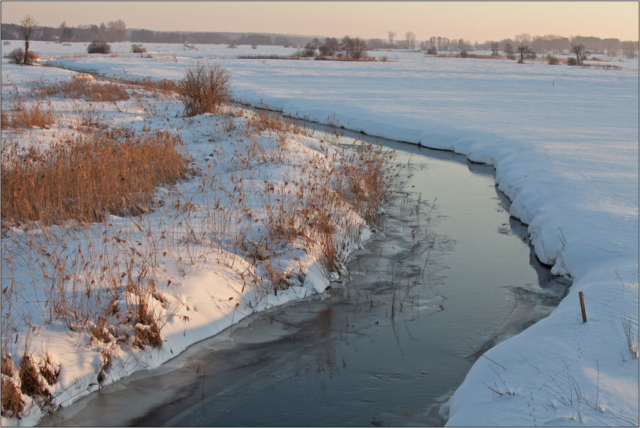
left=42, top=129, right=570, bottom=427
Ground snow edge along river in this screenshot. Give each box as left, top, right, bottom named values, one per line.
left=228, top=95, right=638, bottom=426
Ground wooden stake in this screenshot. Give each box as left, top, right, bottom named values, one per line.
left=579, top=291, right=587, bottom=323
left=201, top=364, right=206, bottom=399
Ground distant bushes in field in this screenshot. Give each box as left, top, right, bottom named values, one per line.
left=179, top=63, right=232, bottom=116
left=4, top=48, right=39, bottom=65
left=547, top=54, right=560, bottom=65
left=131, top=43, right=146, bottom=53
left=426, top=47, right=437, bottom=55
left=568, top=57, right=577, bottom=66
left=87, top=40, right=111, bottom=54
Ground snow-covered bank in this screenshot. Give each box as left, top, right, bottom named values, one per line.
left=1, top=57, right=395, bottom=425
left=6, top=42, right=639, bottom=425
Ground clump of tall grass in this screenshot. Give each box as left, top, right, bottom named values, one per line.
left=1, top=102, right=57, bottom=129
left=1, top=128, right=190, bottom=226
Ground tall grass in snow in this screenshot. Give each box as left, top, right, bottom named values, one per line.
left=1, top=129, right=190, bottom=226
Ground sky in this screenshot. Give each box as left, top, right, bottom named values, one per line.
left=2, top=2, right=638, bottom=42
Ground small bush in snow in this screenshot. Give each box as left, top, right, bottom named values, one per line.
left=131, top=44, right=146, bottom=53
left=4, top=48, right=38, bottom=65
left=568, top=57, right=577, bottom=66
left=547, top=54, right=560, bottom=65
left=87, top=40, right=111, bottom=54
left=179, top=63, right=232, bottom=116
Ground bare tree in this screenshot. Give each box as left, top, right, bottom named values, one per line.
left=107, top=20, right=126, bottom=42
left=503, top=43, right=515, bottom=59
left=491, top=42, right=500, bottom=56
left=570, top=43, right=588, bottom=66
left=303, top=41, right=316, bottom=57
left=19, top=15, right=37, bottom=65
left=351, top=37, right=368, bottom=59
left=514, top=33, right=532, bottom=46
left=388, top=31, right=397, bottom=47
left=59, top=21, right=67, bottom=41
left=319, top=37, right=340, bottom=56
left=341, top=35, right=354, bottom=58
left=405, top=31, right=416, bottom=50
left=516, top=45, right=536, bottom=64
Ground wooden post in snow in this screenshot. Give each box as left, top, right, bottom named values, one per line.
left=579, top=291, right=587, bottom=323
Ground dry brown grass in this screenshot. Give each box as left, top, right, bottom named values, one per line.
left=1, top=103, right=57, bottom=129
left=127, top=77, right=181, bottom=95
left=1, top=128, right=191, bottom=226
left=1, top=378, right=24, bottom=418
left=132, top=301, right=163, bottom=348
left=18, top=355, right=50, bottom=400
left=240, top=112, right=399, bottom=279
left=36, top=79, right=129, bottom=102
left=38, top=354, right=59, bottom=386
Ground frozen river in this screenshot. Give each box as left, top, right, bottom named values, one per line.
left=42, top=126, right=569, bottom=427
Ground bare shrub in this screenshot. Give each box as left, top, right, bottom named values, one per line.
left=87, top=40, right=111, bottom=54
left=131, top=44, right=146, bottom=53
left=36, top=79, right=129, bottom=102
left=128, top=77, right=180, bottom=94
left=460, top=49, right=469, bottom=58
left=1, top=128, right=190, bottom=225
left=4, top=48, right=39, bottom=65
left=547, top=54, right=560, bottom=65
left=568, top=57, right=577, bottom=66
left=179, top=63, right=232, bottom=117
left=426, top=47, right=437, bottom=55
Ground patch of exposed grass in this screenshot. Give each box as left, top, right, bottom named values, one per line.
left=1, top=128, right=191, bottom=226
left=36, top=78, right=129, bottom=102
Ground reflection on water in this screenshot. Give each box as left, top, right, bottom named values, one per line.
left=42, top=125, right=570, bottom=427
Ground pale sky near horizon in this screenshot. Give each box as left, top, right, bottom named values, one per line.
left=2, top=2, right=638, bottom=42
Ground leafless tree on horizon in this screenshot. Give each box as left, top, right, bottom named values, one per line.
left=19, top=15, right=37, bottom=65
left=405, top=31, right=416, bottom=50
left=388, top=31, right=397, bottom=47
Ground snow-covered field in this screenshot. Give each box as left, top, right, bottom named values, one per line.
left=2, top=41, right=638, bottom=426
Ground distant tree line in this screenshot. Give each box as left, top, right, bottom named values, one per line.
left=368, top=30, right=637, bottom=58
left=1, top=21, right=298, bottom=47
left=2, top=19, right=636, bottom=59
left=2, top=20, right=127, bottom=43
left=302, top=36, right=368, bottom=59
